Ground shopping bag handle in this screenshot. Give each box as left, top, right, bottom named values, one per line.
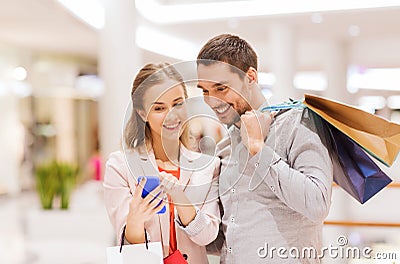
left=119, top=226, right=126, bottom=253
left=260, top=99, right=305, bottom=113
left=119, top=226, right=149, bottom=253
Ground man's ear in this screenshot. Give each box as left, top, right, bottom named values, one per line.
left=246, top=67, right=258, bottom=84
left=136, top=109, right=147, bottom=122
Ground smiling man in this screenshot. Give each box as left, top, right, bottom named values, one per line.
left=197, top=34, right=333, bottom=264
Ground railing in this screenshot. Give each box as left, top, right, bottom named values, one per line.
left=324, top=221, right=400, bottom=228
left=326, top=182, right=400, bottom=227
left=332, top=182, right=400, bottom=188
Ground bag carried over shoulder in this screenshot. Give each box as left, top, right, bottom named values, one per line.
left=325, top=122, right=392, bottom=204
left=262, top=94, right=400, bottom=203
left=303, top=93, right=400, bottom=166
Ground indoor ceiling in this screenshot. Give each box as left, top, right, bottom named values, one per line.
left=0, top=0, right=399, bottom=62
left=0, top=0, right=98, bottom=58
left=154, top=7, right=400, bottom=43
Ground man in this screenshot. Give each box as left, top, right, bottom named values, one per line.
left=197, top=34, right=333, bottom=263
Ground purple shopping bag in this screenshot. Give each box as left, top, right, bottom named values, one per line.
left=327, top=123, right=392, bottom=204
left=265, top=100, right=395, bottom=204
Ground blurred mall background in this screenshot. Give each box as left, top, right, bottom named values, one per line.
left=0, top=0, right=400, bottom=263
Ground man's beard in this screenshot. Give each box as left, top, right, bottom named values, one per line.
left=230, top=100, right=252, bottom=125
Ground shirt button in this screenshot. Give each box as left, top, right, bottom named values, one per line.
left=255, top=162, right=260, bottom=167
left=230, top=216, right=235, bottom=222
left=270, top=186, right=275, bottom=192
left=227, top=247, right=232, bottom=253
left=231, top=187, right=236, bottom=194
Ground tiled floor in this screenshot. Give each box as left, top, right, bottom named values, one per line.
left=2, top=179, right=399, bottom=264
left=0, top=181, right=220, bottom=264
left=0, top=181, right=114, bottom=264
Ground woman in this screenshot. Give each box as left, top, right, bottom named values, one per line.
left=104, top=63, right=220, bottom=264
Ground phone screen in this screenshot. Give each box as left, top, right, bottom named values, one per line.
left=137, top=176, right=166, bottom=214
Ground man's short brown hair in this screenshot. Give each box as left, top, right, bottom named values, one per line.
left=197, top=34, right=258, bottom=76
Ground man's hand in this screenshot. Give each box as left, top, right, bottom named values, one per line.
left=159, top=171, right=196, bottom=226
left=240, top=110, right=275, bottom=156
left=159, top=171, right=183, bottom=201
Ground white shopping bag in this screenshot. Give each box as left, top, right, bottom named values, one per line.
left=106, top=242, right=163, bottom=264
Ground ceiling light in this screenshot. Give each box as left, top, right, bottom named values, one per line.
left=294, top=71, right=327, bottom=91
left=12, top=67, right=27, bottom=81
left=57, top=0, right=105, bottom=29
left=0, top=82, right=7, bottom=96
left=347, top=67, right=400, bottom=91
left=387, top=96, right=400, bottom=109
left=348, top=25, right=361, bottom=37
left=75, top=75, right=104, bottom=98
left=11, top=82, right=32, bottom=97
left=258, top=72, right=276, bottom=86
left=136, top=26, right=200, bottom=60
left=227, top=18, right=240, bottom=29
left=311, top=13, right=323, bottom=24
left=358, top=96, right=386, bottom=111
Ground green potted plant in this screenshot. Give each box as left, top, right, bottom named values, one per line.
left=35, top=161, right=79, bottom=210
left=57, top=162, right=79, bottom=210
left=35, top=161, right=59, bottom=209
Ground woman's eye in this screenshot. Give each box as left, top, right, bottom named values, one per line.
left=153, top=107, right=164, bottom=111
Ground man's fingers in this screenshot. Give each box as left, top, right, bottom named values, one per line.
left=160, top=176, right=176, bottom=191
left=159, top=172, right=177, bottom=182
left=158, top=171, right=167, bottom=179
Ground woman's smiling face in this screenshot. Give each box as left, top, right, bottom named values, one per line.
left=140, top=79, right=187, bottom=142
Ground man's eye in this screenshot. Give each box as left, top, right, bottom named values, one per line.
left=154, top=107, right=164, bottom=111
left=217, top=86, right=228, bottom=91
left=174, top=102, right=184, bottom=107
left=202, top=90, right=209, bottom=95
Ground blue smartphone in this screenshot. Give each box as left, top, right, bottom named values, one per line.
left=137, top=176, right=166, bottom=214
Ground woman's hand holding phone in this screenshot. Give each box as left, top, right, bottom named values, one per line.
left=132, top=177, right=166, bottom=220
left=125, top=177, right=166, bottom=244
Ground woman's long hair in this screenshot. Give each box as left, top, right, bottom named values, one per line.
left=124, top=63, right=188, bottom=150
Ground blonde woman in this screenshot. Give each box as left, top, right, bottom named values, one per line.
left=104, top=63, right=220, bottom=263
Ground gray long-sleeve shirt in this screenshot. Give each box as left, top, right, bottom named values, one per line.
left=217, top=108, right=333, bottom=264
